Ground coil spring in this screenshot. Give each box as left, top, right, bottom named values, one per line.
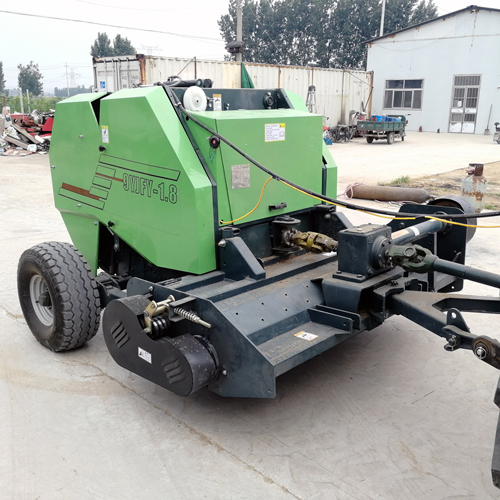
left=174, top=307, right=198, bottom=323
left=149, top=314, right=170, bottom=339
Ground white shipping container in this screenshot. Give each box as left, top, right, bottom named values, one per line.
left=92, top=55, right=373, bottom=125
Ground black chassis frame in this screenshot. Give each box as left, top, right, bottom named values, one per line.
left=95, top=199, right=500, bottom=486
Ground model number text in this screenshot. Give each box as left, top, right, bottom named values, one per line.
left=123, top=174, right=177, bottom=204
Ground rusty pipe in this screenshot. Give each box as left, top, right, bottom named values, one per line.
left=349, top=185, right=431, bottom=203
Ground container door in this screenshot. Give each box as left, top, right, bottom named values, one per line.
left=449, top=75, right=481, bottom=133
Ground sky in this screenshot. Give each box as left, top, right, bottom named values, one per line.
left=2, top=0, right=498, bottom=94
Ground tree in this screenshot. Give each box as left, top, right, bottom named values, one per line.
left=91, top=32, right=114, bottom=57
left=0, top=62, right=6, bottom=94
left=113, top=34, right=136, bottom=56
left=411, top=0, right=438, bottom=25
left=18, top=61, right=43, bottom=96
left=219, top=0, right=439, bottom=69
left=90, top=32, right=136, bottom=57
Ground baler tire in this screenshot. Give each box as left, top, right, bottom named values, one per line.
left=366, top=137, right=374, bottom=144
left=17, top=242, right=101, bottom=352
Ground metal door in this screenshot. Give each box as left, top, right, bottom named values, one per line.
left=449, top=75, right=481, bottom=133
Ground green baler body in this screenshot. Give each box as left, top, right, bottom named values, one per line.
left=49, top=86, right=337, bottom=275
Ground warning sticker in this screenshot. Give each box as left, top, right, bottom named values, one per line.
left=101, top=126, right=109, bottom=143
left=265, top=123, right=285, bottom=142
left=213, top=94, right=222, bottom=111
left=138, top=347, right=152, bottom=363
left=295, top=331, right=319, bottom=341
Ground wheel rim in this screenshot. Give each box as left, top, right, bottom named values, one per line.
left=29, top=274, right=54, bottom=326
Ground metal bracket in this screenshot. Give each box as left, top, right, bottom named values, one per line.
left=442, top=308, right=473, bottom=351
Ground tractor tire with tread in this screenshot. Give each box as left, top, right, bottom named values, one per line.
left=387, top=132, right=395, bottom=145
left=17, top=241, right=101, bottom=352
left=366, top=137, right=374, bottom=144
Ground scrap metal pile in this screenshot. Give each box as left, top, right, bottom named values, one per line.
left=0, top=108, right=53, bottom=156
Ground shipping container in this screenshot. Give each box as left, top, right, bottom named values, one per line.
left=92, top=55, right=373, bottom=125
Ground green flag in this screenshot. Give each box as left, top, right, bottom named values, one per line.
left=241, top=63, right=254, bottom=89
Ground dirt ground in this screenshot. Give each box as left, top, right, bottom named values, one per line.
left=330, top=131, right=500, bottom=210
left=382, top=160, right=500, bottom=210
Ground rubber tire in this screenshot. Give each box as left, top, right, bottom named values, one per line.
left=401, top=135, right=405, bottom=141
left=17, top=242, right=101, bottom=352
left=366, top=137, right=374, bottom=144
left=387, top=132, right=395, bottom=145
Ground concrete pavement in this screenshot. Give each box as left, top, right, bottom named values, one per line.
left=1, top=132, right=500, bottom=499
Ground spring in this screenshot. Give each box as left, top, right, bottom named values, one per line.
left=174, top=307, right=199, bottom=323
left=150, top=315, right=169, bottom=339
left=173, top=307, right=212, bottom=329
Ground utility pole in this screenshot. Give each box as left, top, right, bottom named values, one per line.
left=18, top=87, right=24, bottom=114
left=65, top=63, right=70, bottom=97
left=236, top=0, right=243, bottom=63
left=380, top=0, right=386, bottom=36
left=26, top=89, right=31, bottom=114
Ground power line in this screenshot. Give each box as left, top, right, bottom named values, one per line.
left=0, top=10, right=225, bottom=45
left=74, top=0, right=200, bottom=12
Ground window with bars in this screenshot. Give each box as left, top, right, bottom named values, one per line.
left=384, top=79, right=423, bottom=110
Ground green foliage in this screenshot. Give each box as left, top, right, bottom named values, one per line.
left=219, top=0, right=438, bottom=68
left=90, top=32, right=136, bottom=57
left=380, top=175, right=411, bottom=186
left=410, top=0, right=438, bottom=25
left=5, top=95, right=61, bottom=113
left=18, top=61, right=43, bottom=96
left=0, top=62, right=5, bottom=94
left=113, top=34, right=136, bottom=56
left=91, top=32, right=114, bottom=57
left=54, top=86, right=92, bottom=97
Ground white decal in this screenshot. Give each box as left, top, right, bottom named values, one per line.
left=265, top=123, right=286, bottom=142
left=101, top=126, right=109, bottom=143
left=213, top=94, right=222, bottom=111
left=295, top=331, right=319, bottom=341
left=138, top=347, right=152, bottom=363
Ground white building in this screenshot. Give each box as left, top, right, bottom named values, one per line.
left=366, top=5, right=500, bottom=134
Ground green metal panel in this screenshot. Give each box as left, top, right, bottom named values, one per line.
left=50, top=87, right=216, bottom=275
left=283, top=90, right=338, bottom=200
left=187, top=109, right=326, bottom=225
left=60, top=213, right=100, bottom=272
left=50, top=93, right=106, bottom=273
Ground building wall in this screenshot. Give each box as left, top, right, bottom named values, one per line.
left=93, top=56, right=373, bottom=127
left=366, top=8, right=500, bottom=133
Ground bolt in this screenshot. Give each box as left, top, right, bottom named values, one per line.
left=50, top=165, right=56, bottom=169
left=324, top=213, right=331, bottom=220
left=93, top=221, right=98, bottom=225
left=448, top=335, right=459, bottom=348
left=79, top=135, right=84, bottom=139
left=337, top=270, right=342, bottom=274
left=391, top=280, right=398, bottom=286
left=222, top=369, right=228, bottom=376
left=357, top=274, right=363, bottom=278
left=149, top=286, right=154, bottom=292
left=77, top=203, right=81, bottom=207
left=218, top=239, right=226, bottom=248
left=475, top=345, right=487, bottom=360
left=398, top=223, right=405, bottom=229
